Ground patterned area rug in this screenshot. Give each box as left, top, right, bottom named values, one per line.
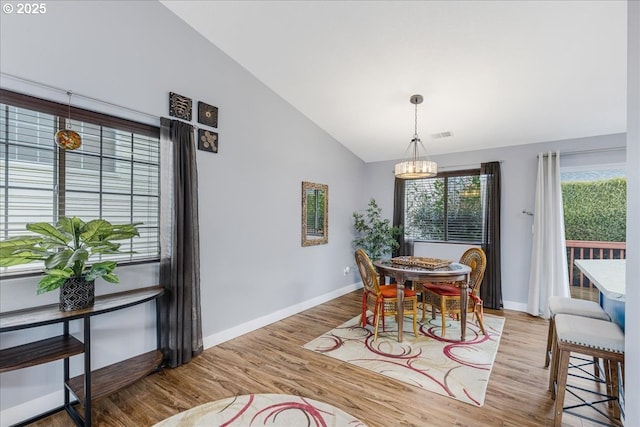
left=303, top=312, right=505, bottom=407
left=153, top=393, right=367, bottom=427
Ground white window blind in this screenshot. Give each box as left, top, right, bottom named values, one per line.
left=0, top=89, right=161, bottom=275
left=404, top=170, right=484, bottom=243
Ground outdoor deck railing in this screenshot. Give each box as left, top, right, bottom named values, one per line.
left=566, top=240, right=626, bottom=300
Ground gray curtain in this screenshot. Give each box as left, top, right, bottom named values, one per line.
left=159, top=117, right=203, bottom=368
left=480, top=161, right=503, bottom=309
left=393, top=178, right=413, bottom=256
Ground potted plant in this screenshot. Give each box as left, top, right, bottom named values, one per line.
left=0, top=216, right=141, bottom=311
left=352, top=198, right=402, bottom=260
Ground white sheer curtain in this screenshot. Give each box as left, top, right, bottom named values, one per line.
left=527, top=151, right=570, bottom=318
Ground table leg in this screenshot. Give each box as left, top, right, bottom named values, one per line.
left=459, top=273, right=469, bottom=341
left=397, top=282, right=404, bottom=342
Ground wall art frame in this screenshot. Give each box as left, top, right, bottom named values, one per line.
left=169, top=92, right=192, bottom=121
left=198, top=128, right=218, bottom=153
left=198, top=101, right=218, bottom=128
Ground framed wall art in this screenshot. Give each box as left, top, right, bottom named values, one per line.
left=198, top=101, right=218, bottom=128
left=198, top=128, right=218, bottom=153
left=169, top=92, right=192, bottom=121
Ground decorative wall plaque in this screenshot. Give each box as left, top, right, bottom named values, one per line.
left=198, top=128, right=218, bottom=153
left=169, top=92, right=192, bottom=121
left=198, top=101, right=218, bottom=128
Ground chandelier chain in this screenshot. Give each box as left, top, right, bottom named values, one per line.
left=414, top=102, right=418, bottom=138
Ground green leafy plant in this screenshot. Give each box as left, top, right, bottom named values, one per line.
left=352, top=198, right=402, bottom=260
left=0, top=217, right=141, bottom=294
left=562, top=178, right=626, bottom=242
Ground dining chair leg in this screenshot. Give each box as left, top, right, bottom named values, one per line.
left=440, top=301, right=447, bottom=338
left=373, top=311, right=381, bottom=341
left=475, top=306, right=486, bottom=335
left=361, top=291, right=370, bottom=327
left=421, top=292, right=427, bottom=322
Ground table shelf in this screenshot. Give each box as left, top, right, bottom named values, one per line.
left=0, top=335, right=84, bottom=373
left=0, top=286, right=165, bottom=332
left=66, top=350, right=163, bottom=404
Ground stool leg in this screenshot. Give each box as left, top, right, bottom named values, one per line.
left=610, top=360, right=620, bottom=419
left=545, top=316, right=555, bottom=368
left=549, top=333, right=560, bottom=394
left=553, top=348, right=571, bottom=427
left=604, top=359, right=613, bottom=410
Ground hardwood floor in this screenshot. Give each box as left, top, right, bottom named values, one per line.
left=31, top=290, right=620, bottom=427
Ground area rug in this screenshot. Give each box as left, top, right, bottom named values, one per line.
left=153, top=393, right=367, bottom=427
left=303, top=312, right=505, bottom=407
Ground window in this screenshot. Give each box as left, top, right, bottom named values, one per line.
left=0, top=89, right=161, bottom=275
left=403, top=169, right=484, bottom=243
left=561, top=164, right=626, bottom=243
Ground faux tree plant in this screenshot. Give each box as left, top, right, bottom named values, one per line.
left=0, top=216, right=141, bottom=295
left=352, top=198, right=402, bottom=260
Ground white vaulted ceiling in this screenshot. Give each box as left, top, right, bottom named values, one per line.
left=161, top=0, right=627, bottom=163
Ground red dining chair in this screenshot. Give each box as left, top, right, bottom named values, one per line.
left=419, top=247, right=487, bottom=338
left=354, top=249, right=419, bottom=341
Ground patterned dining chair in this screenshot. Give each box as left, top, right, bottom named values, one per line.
left=419, top=247, right=487, bottom=338
left=354, top=249, right=419, bottom=341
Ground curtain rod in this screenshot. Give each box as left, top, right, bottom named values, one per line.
left=0, top=72, right=159, bottom=121
left=539, top=147, right=625, bottom=158
left=438, top=160, right=503, bottom=171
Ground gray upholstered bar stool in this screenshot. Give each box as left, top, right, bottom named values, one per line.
left=549, top=313, right=624, bottom=427
left=544, top=296, right=610, bottom=369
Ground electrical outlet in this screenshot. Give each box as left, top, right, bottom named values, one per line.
left=343, top=266, right=351, bottom=275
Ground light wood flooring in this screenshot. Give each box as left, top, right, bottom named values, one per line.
left=30, top=290, right=621, bottom=427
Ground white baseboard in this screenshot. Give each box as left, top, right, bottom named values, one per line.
left=203, top=282, right=362, bottom=349
left=0, top=390, right=63, bottom=427
left=503, top=300, right=528, bottom=312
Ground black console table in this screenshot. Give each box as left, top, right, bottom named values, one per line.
left=0, top=286, right=164, bottom=427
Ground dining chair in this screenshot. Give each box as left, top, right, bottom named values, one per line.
left=419, top=247, right=487, bottom=338
left=354, top=249, right=419, bottom=341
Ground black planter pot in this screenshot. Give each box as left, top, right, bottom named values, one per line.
left=59, top=277, right=95, bottom=311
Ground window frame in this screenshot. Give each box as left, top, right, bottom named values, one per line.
left=0, top=89, right=161, bottom=278
left=402, top=168, right=484, bottom=244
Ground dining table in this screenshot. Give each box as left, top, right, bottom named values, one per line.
left=372, top=258, right=472, bottom=342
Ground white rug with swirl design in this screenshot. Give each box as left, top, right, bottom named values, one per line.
left=304, top=312, right=505, bottom=407
left=153, top=393, right=367, bottom=427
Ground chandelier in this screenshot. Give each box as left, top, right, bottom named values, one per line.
left=394, top=94, right=437, bottom=179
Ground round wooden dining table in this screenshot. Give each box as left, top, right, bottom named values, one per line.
left=372, top=259, right=472, bottom=342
